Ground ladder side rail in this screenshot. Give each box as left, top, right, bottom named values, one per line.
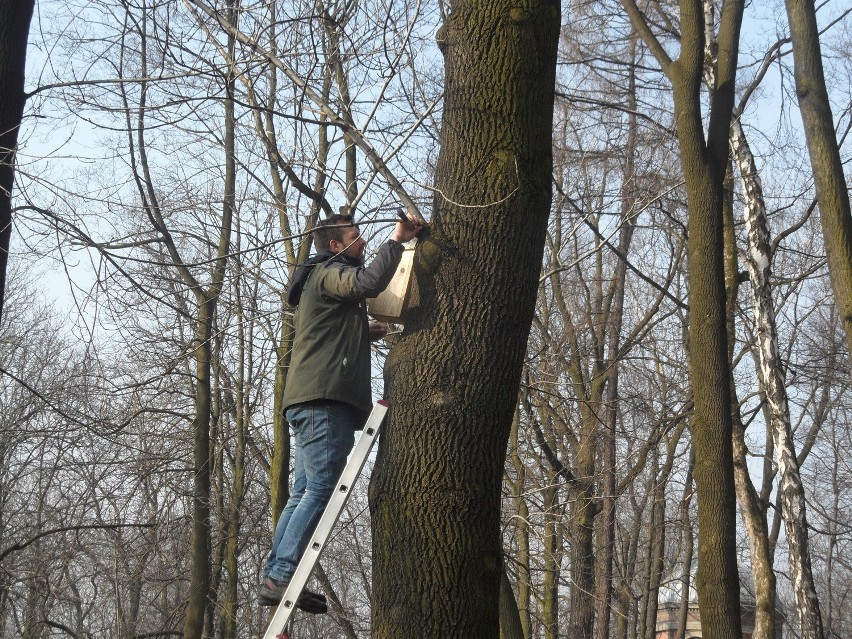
left=262, top=400, right=389, bottom=639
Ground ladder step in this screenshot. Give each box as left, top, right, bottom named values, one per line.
left=262, top=401, right=389, bottom=639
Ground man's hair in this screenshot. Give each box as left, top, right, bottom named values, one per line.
left=313, top=214, right=356, bottom=250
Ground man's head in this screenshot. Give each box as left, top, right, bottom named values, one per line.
left=313, top=214, right=366, bottom=263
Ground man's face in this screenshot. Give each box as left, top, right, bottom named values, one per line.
left=334, top=225, right=366, bottom=263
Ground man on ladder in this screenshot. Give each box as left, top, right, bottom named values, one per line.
left=259, top=211, right=422, bottom=611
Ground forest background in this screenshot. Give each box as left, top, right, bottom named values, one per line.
left=1, top=0, right=851, bottom=638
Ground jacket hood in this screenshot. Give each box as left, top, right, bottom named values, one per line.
left=287, top=250, right=361, bottom=306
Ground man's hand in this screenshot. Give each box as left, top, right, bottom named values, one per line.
left=391, top=212, right=424, bottom=243
left=369, top=321, right=389, bottom=342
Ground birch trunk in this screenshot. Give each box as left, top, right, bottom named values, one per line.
left=731, top=118, right=824, bottom=639
left=723, top=127, right=778, bottom=639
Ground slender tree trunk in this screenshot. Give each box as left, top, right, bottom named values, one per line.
left=643, top=462, right=667, bottom=639
left=733, top=118, right=824, bottom=639
left=542, top=483, right=562, bottom=639
left=823, top=451, right=840, bottom=639
left=210, top=345, right=227, bottom=639
left=239, top=4, right=332, bottom=529
left=21, top=532, right=42, bottom=639
left=220, top=276, right=249, bottom=639
left=270, top=315, right=293, bottom=521
left=269, top=38, right=330, bottom=523
left=508, top=405, right=532, bottom=637
left=184, top=299, right=216, bottom=639
left=570, top=446, right=597, bottom=639
left=319, top=1, right=358, bottom=210
left=545, top=216, right=604, bottom=639
left=369, top=1, right=560, bottom=635
left=183, top=8, right=237, bottom=634
left=731, top=407, right=777, bottom=639
left=620, top=0, right=746, bottom=636
left=616, top=502, right=642, bottom=639
left=595, top=376, right=618, bottom=639
left=119, top=9, right=233, bottom=633
left=675, top=449, right=695, bottom=639
left=784, top=0, right=852, bottom=359
left=313, top=564, right=359, bottom=639
left=499, top=565, right=525, bottom=639
left=241, top=1, right=331, bottom=529
left=638, top=472, right=655, bottom=639
left=595, top=48, right=639, bottom=636
left=722, top=129, right=778, bottom=639
left=0, top=0, right=35, bottom=327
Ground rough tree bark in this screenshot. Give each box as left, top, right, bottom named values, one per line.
left=711, top=4, right=781, bottom=633
left=0, top=0, right=35, bottom=328
left=368, top=1, right=560, bottom=636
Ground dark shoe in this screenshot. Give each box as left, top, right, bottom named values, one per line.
left=258, top=576, right=328, bottom=614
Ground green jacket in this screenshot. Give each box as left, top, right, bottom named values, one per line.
left=282, top=240, right=404, bottom=413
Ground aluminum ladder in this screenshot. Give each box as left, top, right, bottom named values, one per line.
left=261, top=400, right=389, bottom=639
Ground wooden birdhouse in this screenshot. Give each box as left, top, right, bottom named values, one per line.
left=367, top=241, right=416, bottom=324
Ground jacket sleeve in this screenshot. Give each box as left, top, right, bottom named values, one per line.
left=321, top=240, right=405, bottom=301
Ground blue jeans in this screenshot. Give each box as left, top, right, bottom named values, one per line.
left=263, top=401, right=361, bottom=582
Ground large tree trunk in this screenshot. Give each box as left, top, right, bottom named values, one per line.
left=368, top=1, right=560, bottom=636
left=0, top=0, right=35, bottom=327
left=784, top=0, right=852, bottom=359
left=680, top=111, right=744, bottom=639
